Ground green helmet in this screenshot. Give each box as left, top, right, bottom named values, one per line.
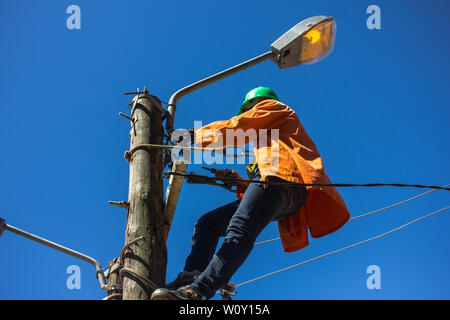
left=236, top=87, right=279, bottom=116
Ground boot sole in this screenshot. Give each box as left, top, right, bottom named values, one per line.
left=151, top=288, right=185, bottom=300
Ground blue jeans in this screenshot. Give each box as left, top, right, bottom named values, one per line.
left=183, top=177, right=308, bottom=299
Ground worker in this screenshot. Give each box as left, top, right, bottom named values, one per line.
left=151, top=86, right=350, bottom=300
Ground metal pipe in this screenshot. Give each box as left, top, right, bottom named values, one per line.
left=166, top=50, right=273, bottom=132
left=2, top=221, right=107, bottom=289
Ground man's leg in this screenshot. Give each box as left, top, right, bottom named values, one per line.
left=183, top=200, right=241, bottom=273
left=165, top=199, right=241, bottom=290
left=152, top=180, right=307, bottom=299
left=188, top=182, right=290, bottom=299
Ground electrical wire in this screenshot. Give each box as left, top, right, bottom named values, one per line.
left=234, top=206, right=449, bottom=289
left=163, top=170, right=450, bottom=191
left=254, top=184, right=449, bottom=246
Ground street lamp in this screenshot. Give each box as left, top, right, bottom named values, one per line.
left=166, top=15, right=336, bottom=132
left=271, top=16, right=336, bottom=68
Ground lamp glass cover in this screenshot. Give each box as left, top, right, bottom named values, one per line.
left=300, top=20, right=337, bottom=65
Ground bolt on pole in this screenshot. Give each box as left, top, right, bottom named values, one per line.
left=122, top=91, right=167, bottom=300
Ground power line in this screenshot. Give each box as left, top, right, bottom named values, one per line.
left=254, top=184, right=449, bottom=246
left=234, top=206, right=449, bottom=289
left=163, top=170, right=450, bottom=191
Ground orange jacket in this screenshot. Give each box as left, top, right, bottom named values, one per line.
left=195, top=99, right=350, bottom=252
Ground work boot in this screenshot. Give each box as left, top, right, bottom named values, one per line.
left=151, top=286, right=206, bottom=300
left=165, top=270, right=201, bottom=290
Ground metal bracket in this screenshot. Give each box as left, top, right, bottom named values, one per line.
left=124, top=87, right=166, bottom=115
left=118, top=112, right=137, bottom=136
left=118, top=112, right=133, bottom=121
left=103, top=258, right=123, bottom=300
left=108, top=201, right=130, bottom=210
left=219, top=282, right=237, bottom=300
left=104, top=260, right=121, bottom=278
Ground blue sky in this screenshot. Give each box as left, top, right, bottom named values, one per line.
left=0, top=0, right=449, bottom=300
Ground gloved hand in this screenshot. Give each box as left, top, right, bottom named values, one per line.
left=214, top=169, right=239, bottom=179
left=214, top=169, right=249, bottom=187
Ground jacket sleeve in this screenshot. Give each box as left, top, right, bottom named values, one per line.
left=195, top=100, right=293, bottom=148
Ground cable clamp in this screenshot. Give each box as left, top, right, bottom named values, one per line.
left=219, top=282, right=237, bottom=300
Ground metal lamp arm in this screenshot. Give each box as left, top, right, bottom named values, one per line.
left=0, top=218, right=107, bottom=290
left=166, top=51, right=273, bottom=133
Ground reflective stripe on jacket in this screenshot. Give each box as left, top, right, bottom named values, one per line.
left=195, top=99, right=350, bottom=252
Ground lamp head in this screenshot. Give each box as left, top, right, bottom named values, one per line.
left=270, top=16, right=337, bottom=68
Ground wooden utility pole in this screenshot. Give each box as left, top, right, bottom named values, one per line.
left=122, top=92, right=167, bottom=300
